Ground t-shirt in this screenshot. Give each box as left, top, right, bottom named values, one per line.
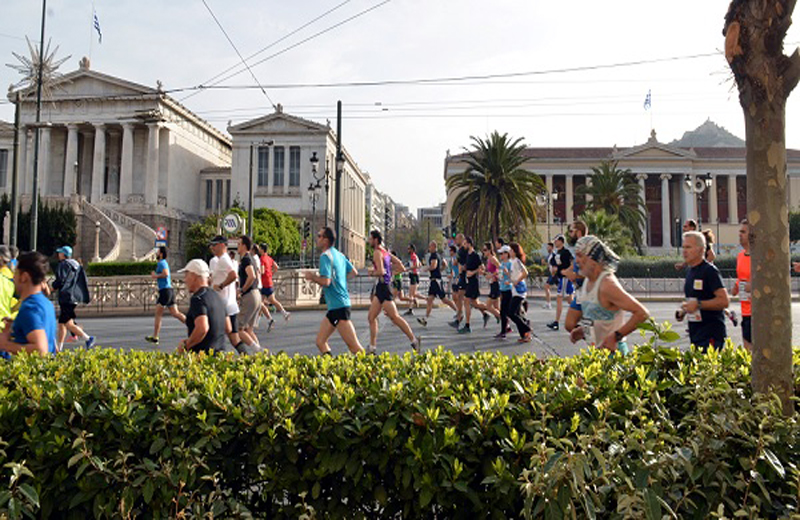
left=428, top=252, right=442, bottom=280
left=510, top=258, right=527, bottom=297
left=409, top=252, right=420, bottom=274
left=554, top=247, right=573, bottom=278
left=210, top=254, right=239, bottom=316
left=0, top=266, right=17, bottom=319
left=319, top=247, right=353, bottom=310
left=238, top=254, right=255, bottom=295
left=457, top=246, right=468, bottom=272
left=499, top=260, right=512, bottom=291
left=736, top=250, right=751, bottom=317
left=449, top=254, right=459, bottom=278
left=12, top=292, right=57, bottom=355
left=185, top=287, right=227, bottom=354
left=465, top=250, right=481, bottom=278
left=260, top=254, right=275, bottom=288
left=684, top=260, right=725, bottom=324
left=156, top=259, right=171, bottom=290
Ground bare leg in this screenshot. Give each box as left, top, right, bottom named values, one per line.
left=544, top=284, right=551, bottom=306
left=555, top=295, right=563, bottom=323
left=442, top=297, right=457, bottom=312
left=367, top=297, right=382, bottom=348
left=465, top=298, right=473, bottom=325
left=565, top=308, right=582, bottom=333
left=66, top=320, right=88, bottom=338
left=315, top=319, right=336, bottom=354
left=168, top=305, right=186, bottom=324
left=267, top=294, right=286, bottom=314
left=260, top=299, right=273, bottom=320
left=425, top=296, right=434, bottom=318
left=337, top=320, right=365, bottom=354
left=57, top=323, right=67, bottom=347
left=383, top=301, right=416, bottom=342
left=153, top=305, right=165, bottom=337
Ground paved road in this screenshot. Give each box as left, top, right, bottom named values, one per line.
left=61, top=301, right=799, bottom=357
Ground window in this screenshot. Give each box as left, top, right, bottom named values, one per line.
left=289, top=146, right=300, bottom=187
left=273, top=146, right=285, bottom=187
left=257, top=146, right=269, bottom=187
left=226, top=180, right=231, bottom=209
left=205, top=180, right=213, bottom=209
left=216, top=179, right=223, bottom=211
left=0, top=150, right=7, bottom=188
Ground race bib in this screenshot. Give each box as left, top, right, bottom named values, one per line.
left=739, top=281, right=750, bottom=302
left=687, top=311, right=702, bottom=323
left=693, top=280, right=703, bottom=291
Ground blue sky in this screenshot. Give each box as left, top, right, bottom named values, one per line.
left=2, top=0, right=799, bottom=212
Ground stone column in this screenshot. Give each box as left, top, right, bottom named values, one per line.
left=681, top=174, right=696, bottom=222
left=565, top=175, right=574, bottom=222
left=660, top=174, right=672, bottom=249
left=585, top=176, right=592, bottom=204
left=17, top=127, right=28, bottom=194
left=91, top=124, right=106, bottom=202
left=728, top=174, right=738, bottom=223
left=637, top=173, right=648, bottom=247
left=709, top=174, right=718, bottom=225
left=119, top=123, right=134, bottom=204
left=545, top=174, right=554, bottom=225
left=63, top=124, right=79, bottom=196
left=39, top=126, right=51, bottom=196
left=145, top=123, right=160, bottom=205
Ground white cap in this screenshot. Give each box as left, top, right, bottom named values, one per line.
left=178, top=259, right=210, bottom=277
left=497, top=245, right=511, bottom=254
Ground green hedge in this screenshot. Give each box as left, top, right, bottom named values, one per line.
left=85, top=261, right=158, bottom=277
left=1, top=341, right=799, bottom=518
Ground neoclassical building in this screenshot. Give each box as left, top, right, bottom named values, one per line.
left=3, top=58, right=231, bottom=263
left=445, top=129, right=800, bottom=254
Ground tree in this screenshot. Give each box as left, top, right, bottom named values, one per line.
left=446, top=132, right=544, bottom=242
left=579, top=210, right=635, bottom=256
left=575, top=161, right=647, bottom=252
left=724, top=0, right=800, bottom=413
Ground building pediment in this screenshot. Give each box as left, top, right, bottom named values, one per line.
left=10, top=67, right=157, bottom=103
left=613, top=142, right=696, bottom=160
left=228, top=110, right=329, bottom=135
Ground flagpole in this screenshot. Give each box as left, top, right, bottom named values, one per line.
left=88, top=1, right=95, bottom=59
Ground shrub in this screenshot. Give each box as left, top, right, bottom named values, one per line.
left=0, top=342, right=798, bottom=518
left=86, top=261, right=157, bottom=277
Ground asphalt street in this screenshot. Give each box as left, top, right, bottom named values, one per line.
left=61, top=301, right=798, bottom=357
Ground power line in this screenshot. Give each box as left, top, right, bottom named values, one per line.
left=199, top=0, right=276, bottom=109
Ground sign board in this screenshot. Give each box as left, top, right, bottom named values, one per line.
left=227, top=239, right=239, bottom=250
left=155, top=239, right=167, bottom=248
left=222, top=213, right=242, bottom=234
left=155, top=226, right=168, bottom=241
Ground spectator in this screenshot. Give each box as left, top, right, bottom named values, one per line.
left=0, top=251, right=57, bottom=357
left=177, top=259, right=228, bottom=354
left=678, top=231, right=730, bottom=351
left=51, top=245, right=94, bottom=351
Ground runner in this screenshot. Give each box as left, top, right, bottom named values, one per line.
left=448, top=245, right=462, bottom=322
left=259, top=243, right=290, bottom=331
left=403, top=244, right=425, bottom=316
left=482, top=242, right=502, bottom=325
left=506, top=243, right=532, bottom=342
left=236, top=236, right=264, bottom=354
left=390, top=250, right=414, bottom=309
left=546, top=235, right=574, bottom=331
left=495, top=246, right=513, bottom=339
left=367, top=230, right=421, bottom=353
left=0, top=252, right=57, bottom=358
left=176, top=259, right=229, bottom=355
left=51, top=245, right=94, bottom=351
left=416, top=241, right=458, bottom=327
left=449, top=234, right=469, bottom=328
left=303, top=227, right=365, bottom=355
left=0, top=246, right=18, bottom=322
left=731, top=220, right=752, bottom=350
left=458, top=237, right=493, bottom=334
left=208, top=235, right=246, bottom=354
left=569, top=236, right=650, bottom=354
left=145, top=246, right=186, bottom=345
left=564, top=221, right=588, bottom=333
left=542, top=242, right=556, bottom=309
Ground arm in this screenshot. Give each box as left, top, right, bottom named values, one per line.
left=0, top=326, right=49, bottom=356
left=215, top=270, right=237, bottom=291
left=599, top=278, right=650, bottom=340
left=373, top=250, right=384, bottom=277
left=182, top=315, right=209, bottom=352
left=305, top=271, right=332, bottom=287
left=731, top=277, right=740, bottom=296
left=513, top=264, right=529, bottom=285
left=683, top=287, right=730, bottom=313
left=347, top=266, right=359, bottom=279
left=241, top=264, right=257, bottom=293
left=706, top=248, right=717, bottom=262
left=152, top=267, right=170, bottom=279
left=426, top=259, right=438, bottom=273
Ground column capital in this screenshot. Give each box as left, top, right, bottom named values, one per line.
left=94, top=122, right=106, bottom=129
left=636, top=173, right=648, bottom=181
left=660, top=173, right=672, bottom=181
left=66, top=123, right=79, bottom=130
left=121, top=122, right=135, bottom=130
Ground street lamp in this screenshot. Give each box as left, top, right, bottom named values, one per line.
left=334, top=151, right=345, bottom=249
left=308, top=151, right=323, bottom=266
left=248, top=139, right=273, bottom=238
left=536, top=189, right=559, bottom=241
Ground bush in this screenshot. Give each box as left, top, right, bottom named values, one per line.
left=85, top=261, right=157, bottom=277
left=1, top=341, right=799, bottom=518
left=0, top=195, right=78, bottom=256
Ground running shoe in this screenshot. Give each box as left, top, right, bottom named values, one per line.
left=493, top=332, right=506, bottom=339
left=448, top=319, right=460, bottom=328
left=367, top=346, right=378, bottom=355
left=518, top=332, right=532, bottom=343
left=403, top=308, right=414, bottom=316
left=267, top=319, right=275, bottom=333
left=458, top=324, right=471, bottom=334
left=728, top=310, right=739, bottom=327
left=546, top=321, right=559, bottom=331
left=482, top=312, right=490, bottom=328
left=411, top=336, right=421, bottom=352
left=145, top=336, right=159, bottom=345
left=86, top=336, right=96, bottom=349
left=417, top=317, right=428, bottom=327
left=283, top=311, right=291, bottom=322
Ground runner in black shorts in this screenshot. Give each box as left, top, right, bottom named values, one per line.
left=403, top=244, right=427, bottom=316
left=449, top=234, right=469, bottom=328
left=416, top=241, right=458, bottom=327
left=457, top=237, right=493, bottom=333
left=482, top=242, right=502, bottom=325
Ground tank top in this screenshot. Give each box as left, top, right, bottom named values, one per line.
left=409, top=252, right=419, bottom=274
left=579, top=271, right=629, bottom=354
left=374, top=248, right=392, bottom=285
left=486, top=258, right=499, bottom=282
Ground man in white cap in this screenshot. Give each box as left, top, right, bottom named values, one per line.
left=208, top=235, right=245, bottom=353
left=51, top=245, right=93, bottom=351
left=177, top=259, right=229, bottom=354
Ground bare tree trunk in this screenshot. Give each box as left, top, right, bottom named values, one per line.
left=725, top=0, right=800, bottom=415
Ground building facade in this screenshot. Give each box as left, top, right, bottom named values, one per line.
left=227, top=107, right=367, bottom=267
left=417, top=203, right=445, bottom=230
left=445, top=130, right=800, bottom=254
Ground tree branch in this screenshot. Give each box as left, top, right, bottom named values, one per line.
left=783, top=48, right=800, bottom=97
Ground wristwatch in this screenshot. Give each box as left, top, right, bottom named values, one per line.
left=613, top=330, right=624, bottom=342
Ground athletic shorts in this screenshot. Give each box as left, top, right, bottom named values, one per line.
left=569, top=299, right=582, bottom=312
left=374, top=282, right=393, bottom=303
left=237, top=290, right=261, bottom=329
left=457, top=273, right=467, bottom=291
left=391, top=278, right=403, bottom=292
left=409, top=273, right=420, bottom=285
left=326, top=307, right=351, bottom=327
left=688, top=321, right=727, bottom=352
left=464, top=277, right=480, bottom=300
left=546, top=275, right=557, bottom=286
left=260, top=287, right=274, bottom=298
left=556, top=277, right=574, bottom=297
left=452, top=282, right=459, bottom=293
left=488, top=281, right=501, bottom=299
left=58, top=302, right=77, bottom=324
left=228, top=313, right=239, bottom=334
left=741, top=316, right=752, bottom=343
left=157, top=288, right=176, bottom=307
left=428, top=279, right=445, bottom=299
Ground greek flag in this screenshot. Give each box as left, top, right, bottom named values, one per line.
left=643, top=89, right=651, bottom=110
left=93, top=10, right=102, bottom=44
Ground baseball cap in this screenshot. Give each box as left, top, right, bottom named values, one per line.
left=178, top=259, right=210, bottom=277
left=209, top=235, right=227, bottom=245
left=56, top=245, right=73, bottom=258
left=497, top=245, right=511, bottom=254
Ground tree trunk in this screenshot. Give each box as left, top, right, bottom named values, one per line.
left=725, top=0, right=800, bottom=415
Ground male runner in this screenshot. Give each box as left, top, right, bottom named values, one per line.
left=417, top=241, right=458, bottom=326
left=731, top=220, right=752, bottom=351
left=564, top=221, right=588, bottom=333
left=546, top=235, right=574, bottom=331
left=146, top=246, right=186, bottom=344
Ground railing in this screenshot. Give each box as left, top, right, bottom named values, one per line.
left=95, top=205, right=158, bottom=261
left=79, top=199, right=122, bottom=262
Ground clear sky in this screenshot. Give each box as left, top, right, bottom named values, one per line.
left=2, top=0, right=799, bottom=212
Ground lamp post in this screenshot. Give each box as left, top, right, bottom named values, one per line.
left=334, top=100, right=344, bottom=249
left=536, top=189, right=559, bottom=241
left=29, top=0, right=48, bottom=251
left=248, top=139, right=273, bottom=238
left=309, top=151, right=324, bottom=266
left=675, top=217, right=681, bottom=256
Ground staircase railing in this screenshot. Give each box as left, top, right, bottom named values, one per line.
left=79, top=199, right=122, bottom=262
left=95, top=205, right=158, bottom=261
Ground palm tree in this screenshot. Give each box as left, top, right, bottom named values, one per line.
left=575, top=161, right=646, bottom=252
left=446, top=131, right=544, bottom=242
left=579, top=209, right=635, bottom=256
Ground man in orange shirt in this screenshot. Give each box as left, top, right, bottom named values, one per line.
left=731, top=220, right=751, bottom=350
